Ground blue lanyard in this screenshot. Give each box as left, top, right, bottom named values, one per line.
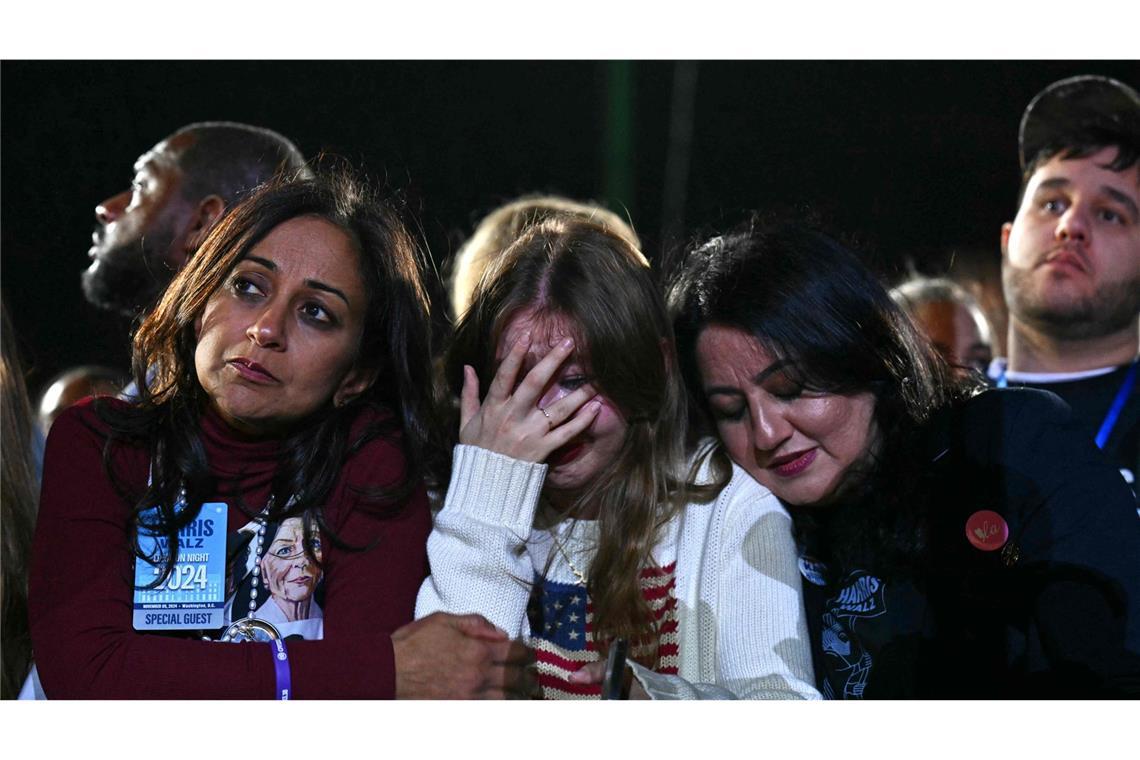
left=1095, top=360, right=1138, bottom=449
left=995, top=359, right=1138, bottom=450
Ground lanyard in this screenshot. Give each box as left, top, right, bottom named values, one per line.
left=996, top=359, right=1138, bottom=449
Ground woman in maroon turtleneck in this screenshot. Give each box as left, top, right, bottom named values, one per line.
left=27, top=171, right=524, bottom=699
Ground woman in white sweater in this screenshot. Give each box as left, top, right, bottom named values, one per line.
left=416, top=216, right=818, bottom=699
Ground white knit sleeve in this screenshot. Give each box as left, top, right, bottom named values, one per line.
left=631, top=469, right=820, bottom=700
left=414, top=445, right=547, bottom=638
left=712, top=480, right=819, bottom=699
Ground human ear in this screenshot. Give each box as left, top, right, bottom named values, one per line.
left=180, top=195, right=227, bottom=264
left=333, top=365, right=379, bottom=407
left=999, top=222, right=1013, bottom=261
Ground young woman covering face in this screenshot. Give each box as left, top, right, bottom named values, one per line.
left=484, top=308, right=625, bottom=509
left=670, top=221, right=1140, bottom=697
left=417, top=215, right=819, bottom=700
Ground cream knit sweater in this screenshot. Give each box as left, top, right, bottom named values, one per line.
left=415, top=444, right=820, bottom=699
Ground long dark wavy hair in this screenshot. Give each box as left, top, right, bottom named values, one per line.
left=99, top=169, right=446, bottom=583
left=2, top=301, right=39, bottom=699
left=669, top=221, right=982, bottom=573
left=445, top=215, right=718, bottom=653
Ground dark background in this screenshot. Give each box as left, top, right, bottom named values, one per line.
left=3, top=60, right=1136, bottom=398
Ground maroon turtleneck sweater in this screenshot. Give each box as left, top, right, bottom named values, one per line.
left=29, top=397, right=430, bottom=699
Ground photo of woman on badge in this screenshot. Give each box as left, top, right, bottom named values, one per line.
left=252, top=516, right=324, bottom=638
left=26, top=168, right=457, bottom=698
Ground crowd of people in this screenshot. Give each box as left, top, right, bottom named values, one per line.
left=1, top=74, right=1137, bottom=700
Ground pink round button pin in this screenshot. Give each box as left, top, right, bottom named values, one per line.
left=965, top=510, right=1009, bottom=552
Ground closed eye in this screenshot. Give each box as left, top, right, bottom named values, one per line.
left=558, top=374, right=589, bottom=391
left=709, top=403, right=745, bottom=422
left=763, top=377, right=807, bottom=401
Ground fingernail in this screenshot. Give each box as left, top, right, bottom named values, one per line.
left=561, top=337, right=574, bottom=349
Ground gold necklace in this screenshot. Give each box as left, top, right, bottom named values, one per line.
left=552, top=531, right=589, bottom=588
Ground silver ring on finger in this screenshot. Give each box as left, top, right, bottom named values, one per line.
left=540, top=406, right=553, bottom=429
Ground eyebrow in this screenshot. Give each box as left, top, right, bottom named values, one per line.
left=306, top=280, right=351, bottom=307
left=133, top=149, right=172, bottom=175
left=1103, top=186, right=1140, bottom=219
left=1033, top=178, right=1070, bottom=194
left=705, top=358, right=793, bottom=396
left=516, top=350, right=585, bottom=376
left=244, top=255, right=352, bottom=307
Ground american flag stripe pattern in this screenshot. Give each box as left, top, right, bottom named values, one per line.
left=532, top=561, right=678, bottom=699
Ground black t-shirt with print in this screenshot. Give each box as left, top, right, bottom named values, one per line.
left=798, top=389, right=1140, bottom=698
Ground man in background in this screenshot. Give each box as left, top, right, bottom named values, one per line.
left=993, top=75, right=1140, bottom=492
left=83, top=121, right=309, bottom=316
left=891, top=276, right=994, bottom=375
